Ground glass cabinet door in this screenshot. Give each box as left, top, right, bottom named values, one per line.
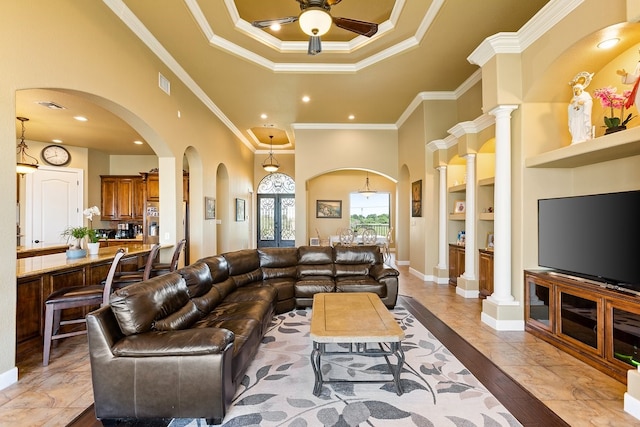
left=525, top=275, right=553, bottom=332
left=557, top=286, right=602, bottom=354
left=607, top=301, right=640, bottom=369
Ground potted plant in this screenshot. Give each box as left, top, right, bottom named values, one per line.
left=593, top=86, right=636, bottom=134
left=61, top=226, right=88, bottom=258
left=86, top=228, right=101, bottom=255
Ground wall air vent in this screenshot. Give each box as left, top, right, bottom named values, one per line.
left=158, top=72, right=170, bottom=95
left=37, top=101, right=66, bottom=110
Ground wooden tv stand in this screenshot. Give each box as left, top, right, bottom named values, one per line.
left=525, top=270, right=640, bottom=384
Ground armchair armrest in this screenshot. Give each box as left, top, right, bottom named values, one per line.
left=112, top=328, right=234, bottom=357
left=369, top=264, right=400, bottom=281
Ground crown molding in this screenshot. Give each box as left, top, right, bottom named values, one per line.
left=291, top=123, right=397, bottom=131
left=468, top=0, right=584, bottom=66
left=103, top=0, right=254, bottom=152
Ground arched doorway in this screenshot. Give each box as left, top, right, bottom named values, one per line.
left=257, top=173, right=295, bottom=248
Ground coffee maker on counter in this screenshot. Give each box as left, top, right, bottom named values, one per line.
left=116, top=223, right=141, bottom=239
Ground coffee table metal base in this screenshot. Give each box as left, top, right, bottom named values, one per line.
left=310, top=341, right=405, bottom=396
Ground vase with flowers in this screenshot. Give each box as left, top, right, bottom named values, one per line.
left=593, top=86, right=636, bottom=135
left=83, top=206, right=101, bottom=255
left=61, top=226, right=88, bottom=258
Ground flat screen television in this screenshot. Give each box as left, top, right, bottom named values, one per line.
left=538, top=190, right=640, bottom=292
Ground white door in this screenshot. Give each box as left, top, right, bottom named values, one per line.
left=25, top=166, right=83, bottom=246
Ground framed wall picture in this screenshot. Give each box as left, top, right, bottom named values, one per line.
left=411, top=180, right=422, bottom=217
left=486, top=232, right=495, bottom=249
left=205, top=197, right=216, bottom=220
left=316, top=200, right=342, bottom=218
left=454, top=200, right=466, bottom=214
left=309, top=237, right=320, bottom=246
left=236, top=198, right=245, bottom=221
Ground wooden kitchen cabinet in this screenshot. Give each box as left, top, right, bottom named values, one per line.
left=101, top=175, right=144, bottom=221
left=142, top=172, right=189, bottom=202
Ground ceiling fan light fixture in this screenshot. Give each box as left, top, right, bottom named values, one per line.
left=299, top=7, right=332, bottom=37
left=308, top=35, right=322, bottom=55
left=15, top=117, right=39, bottom=176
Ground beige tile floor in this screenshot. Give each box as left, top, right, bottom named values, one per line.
left=0, top=261, right=637, bottom=426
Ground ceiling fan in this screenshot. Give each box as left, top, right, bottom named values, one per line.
left=251, top=0, right=378, bottom=55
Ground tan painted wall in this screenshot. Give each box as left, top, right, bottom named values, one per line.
left=293, top=127, right=398, bottom=246
left=0, top=0, right=253, bottom=378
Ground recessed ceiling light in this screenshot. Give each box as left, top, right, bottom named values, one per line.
left=73, top=116, right=88, bottom=122
left=302, top=96, right=310, bottom=103
left=597, top=38, right=619, bottom=49
left=133, top=140, right=143, bottom=145
left=348, top=115, right=355, bottom=120
left=261, top=113, right=268, bottom=119
left=52, top=139, right=63, bottom=143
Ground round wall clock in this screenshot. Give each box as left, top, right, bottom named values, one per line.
left=41, top=145, right=71, bottom=166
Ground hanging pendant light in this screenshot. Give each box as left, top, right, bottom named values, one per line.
left=16, top=117, right=39, bottom=175
left=358, top=172, right=377, bottom=198
left=262, top=135, right=280, bottom=173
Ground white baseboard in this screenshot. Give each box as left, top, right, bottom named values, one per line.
left=0, top=367, right=18, bottom=391
left=456, top=287, right=479, bottom=298
left=409, top=267, right=428, bottom=281
left=481, top=312, right=524, bottom=331
left=625, top=392, right=640, bottom=420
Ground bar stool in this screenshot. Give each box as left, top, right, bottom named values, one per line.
left=150, top=238, right=186, bottom=277
left=111, top=243, right=161, bottom=288
left=43, top=248, right=126, bottom=366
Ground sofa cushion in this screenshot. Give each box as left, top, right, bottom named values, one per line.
left=199, top=255, right=230, bottom=283
left=298, top=246, right=333, bottom=264
left=262, top=266, right=297, bottom=280
left=109, top=273, right=190, bottom=336
left=212, top=277, right=237, bottom=300
left=112, top=328, right=234, bottom=357
left=335, top=263, right=370, bottom=277
left=334, top=245, right=381, bottom=265
left=190, top=286, right=223, bottom=315
left=335, top=277, right=386, bottom=297
left=176, top=261, right=212, bottom=298
left=295, top=277, right=335, bottom=297
left=258, top=247, right=298, bottom=268
left=153, top=300, right=204, bottom=331
left=223, top=249, right=261, bottom=276
left=298, top=263, right=334, bottom=277
left=263, top=278, right=296, bottom=301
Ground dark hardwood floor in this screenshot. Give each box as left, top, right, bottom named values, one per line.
left=67, top=295, right=567, bottom=427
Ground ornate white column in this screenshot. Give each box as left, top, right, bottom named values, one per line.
left=437, top=165, right=447, bottom=272
left=488, top=105, right=518, bottom=304
left=461, top=153, right=476, bottom=281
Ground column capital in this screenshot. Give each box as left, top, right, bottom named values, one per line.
left=489, top=105, right=518, bottom=118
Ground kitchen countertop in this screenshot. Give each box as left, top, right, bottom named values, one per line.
left=17, top=244, right=155, bottom=279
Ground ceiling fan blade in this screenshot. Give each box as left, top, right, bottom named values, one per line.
left=332, top=17, right=378, bottom=37
left=251, top=16, right=298, bottom=29
left=326, top=0, right=342, bottom=5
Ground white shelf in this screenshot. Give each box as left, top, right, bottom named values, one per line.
left=448, top=183, right=467, bottom=193
left=525, top=126, right=640, bottom=168
left=479, top=212, right=494, bottom=221
left=449, top=213, right=465, bottom=221
left=478, top=177, right=495, bottom=186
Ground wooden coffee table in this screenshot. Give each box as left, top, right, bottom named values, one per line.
left=310, top=292, right=405, bottom=396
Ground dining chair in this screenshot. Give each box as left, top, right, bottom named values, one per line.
left=339, top=228, right=355, bottom=246
left=382, top=227, right=394, bottom=263
left=43, top=248, right=126, bottom=366
left=361, top=228, right=377, bottom=245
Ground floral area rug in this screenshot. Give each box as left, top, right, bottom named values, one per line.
left=169, top=306, right=521, bottom=427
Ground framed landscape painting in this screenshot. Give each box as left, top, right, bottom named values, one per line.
left=316, top=200, right=342, bottom=218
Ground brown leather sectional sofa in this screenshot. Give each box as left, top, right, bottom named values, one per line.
left=86, top=244, right=399, bottom=425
